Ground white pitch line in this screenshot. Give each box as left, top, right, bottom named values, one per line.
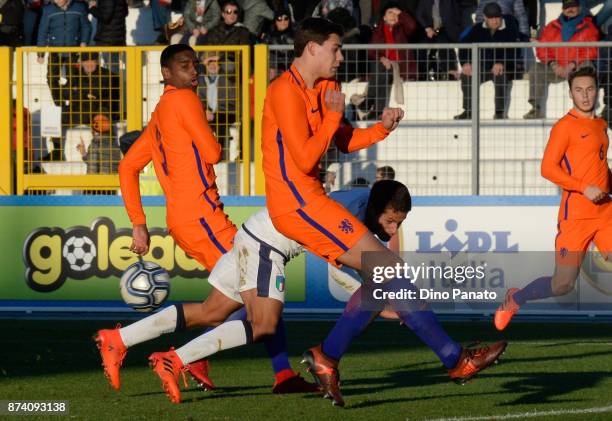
left=424, top=405, right=612, bottom=421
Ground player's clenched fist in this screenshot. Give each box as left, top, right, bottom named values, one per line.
left=325, top=89, right=345, bottom=114
left=381, top=107, right=404, bottom=131
left=130, top=224, right=151, bottom=255
left=583, top=185, right=607, bottom=204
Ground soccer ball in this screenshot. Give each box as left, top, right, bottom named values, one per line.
left=120, top=260, right=170, bottom=312
left=63, top=235, right=97, bottom=271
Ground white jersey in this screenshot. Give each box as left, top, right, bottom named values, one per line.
left=242, top=208, right=303, bottom=262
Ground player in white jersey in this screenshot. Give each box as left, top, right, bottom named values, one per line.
left=148, top=180, right=410, bottom=403
left=206, top=208, right=303, bottom=305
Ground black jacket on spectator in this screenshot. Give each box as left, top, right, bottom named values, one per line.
left=0, top=0, right=25, bottom=47
left=89, top=0, right=128, bottom=46
left=206, top=22, right=252, bottom=45
left=459, top=15, right=525, bottom=74
left=415, top=0, right=463, bottom=41
left=58, top=63, right=121, bottom=126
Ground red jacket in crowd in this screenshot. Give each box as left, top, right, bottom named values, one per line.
left=368, top=11, right=418, bottom=79
left=536, top=14, right=600, bottom=66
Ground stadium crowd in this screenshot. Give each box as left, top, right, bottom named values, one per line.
left=1, top=0, right=612, bottom=185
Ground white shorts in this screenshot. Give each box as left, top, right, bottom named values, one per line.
left=207, top=227, right=287, bottom=304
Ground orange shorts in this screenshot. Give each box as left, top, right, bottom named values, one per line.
left=170, top=215, right=237, bottom=272
left=271, top=195, right=368, bottom=266
left=555, top=217, right=612, bottom=266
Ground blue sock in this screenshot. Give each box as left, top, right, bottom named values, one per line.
left=513, top=276, right=553, bottom=306
left=396, top=309, right=462, bottom=369
left=264, top=318, right=292, bottom=374
left=385, top=277, right=462, bottom=369
left=322, top=289, right=377, bottom=361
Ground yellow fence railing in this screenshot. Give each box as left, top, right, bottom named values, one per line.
left=0, top=48, right=12, bottom=195
left=6, top=45, right=256, bottom=196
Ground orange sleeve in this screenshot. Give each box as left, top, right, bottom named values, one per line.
left=177, top=90, right=221, bottom=164
left=541, top=123, right=587, bottom=193
left=270, top=80, right=342, bottom=174
left=119, top=128, right=153, bottom=225
left=334, top=119, right=391, bottom=153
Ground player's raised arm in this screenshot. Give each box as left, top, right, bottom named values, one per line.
left=271, top=80, right=342, bottom=174
left=541, top=123, right=587, bottom=193
left=333, top=106, right=403, bottom=153
left=178, top=89, right=222, bottom=164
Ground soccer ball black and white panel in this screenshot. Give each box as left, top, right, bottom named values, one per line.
left=63, top=235, right=97, bottom=271
left=120, top=260, right=170, bottom=312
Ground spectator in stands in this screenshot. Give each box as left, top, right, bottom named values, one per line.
left=0, top=0, right=25, bottom=47
left=312, top=0, right=354, bottom=18
left=197, top=52, right=237, bottom=160
left=237, top=0, right=273, bottom=37
left=597, top=5, right=612, bottom=126
left=523, top=0, right=599, bottom=119
left=475, top=0, right=529, bottom=37
left=172, top=0, right=220, bottom=45
left=327, top=6, right=371, bottom=82
left=286, top=0, right=316, bottom=22
left=345, top=176, right=370, bottom=187
left=351, top=2, right=417, bottom=120
left=458, top=0, right=477, bottom=30
left=376, top=165, right=395, bottom=180
left=23, top=1, right=44, bottom=46
left=76, top=113, right=121, bottom=174
left=415, top=0, right=463, bottom=81
left=261, top=8, right=294, bottom=79
left=207, top=1, right=252, bottom=46
left=455, top=2, right=524, bottom=120
left=151, top=0, right=172, bottom=43
left=88, top=0, right=128, bottom=46
left=45, top=52, right=120, bottom=160
left=37, top=0, right=91, bottom=160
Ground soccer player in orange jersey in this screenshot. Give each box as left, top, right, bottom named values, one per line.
left=495, top=66, right=612, bottom=331
left=261, top=18, right=507, bottom=405
left=94, top=44, right=314, bottom=395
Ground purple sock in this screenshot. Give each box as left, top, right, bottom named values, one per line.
left=385, top=277, right=462, bottom=369
left=322, top=289, right=377, bottom=361
left=396, top=309, right=462, bottom=369
left=513, top=276, right=553, bottom=306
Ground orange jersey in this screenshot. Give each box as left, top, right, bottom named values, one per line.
left=261, top=64, right=391, bottom=217
left=541, top=109, right=612, bottom=221
left=119, top=85, right=226, bottom=230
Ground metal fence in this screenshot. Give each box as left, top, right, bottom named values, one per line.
left=269, top=42, right=612, bottom=196
left=4, top=42, right=612, bottom=196
left=12, top=45, right=250, bottom=196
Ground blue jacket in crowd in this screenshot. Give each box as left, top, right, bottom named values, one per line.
left=37, top=1, right=91, bottom=47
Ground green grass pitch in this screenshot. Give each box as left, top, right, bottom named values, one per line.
left=1, top=319, right=612, bottom=420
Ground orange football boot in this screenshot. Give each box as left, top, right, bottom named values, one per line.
left=494, top=288, right=521, bottom=331
left=448, top=341, right=507, bottom=384
left=94, top=325, right=127, bottom=391
left=149, top=349, right=188, bottom=404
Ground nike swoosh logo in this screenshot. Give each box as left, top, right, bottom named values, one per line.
left=311, top=108, right=319, bottom=113
left=581, top=134, right=589, bottom=138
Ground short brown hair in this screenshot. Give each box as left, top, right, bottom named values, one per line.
left=568, top=65, right=598, bottom=89
left=294, top=17, right=344, bottom=57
